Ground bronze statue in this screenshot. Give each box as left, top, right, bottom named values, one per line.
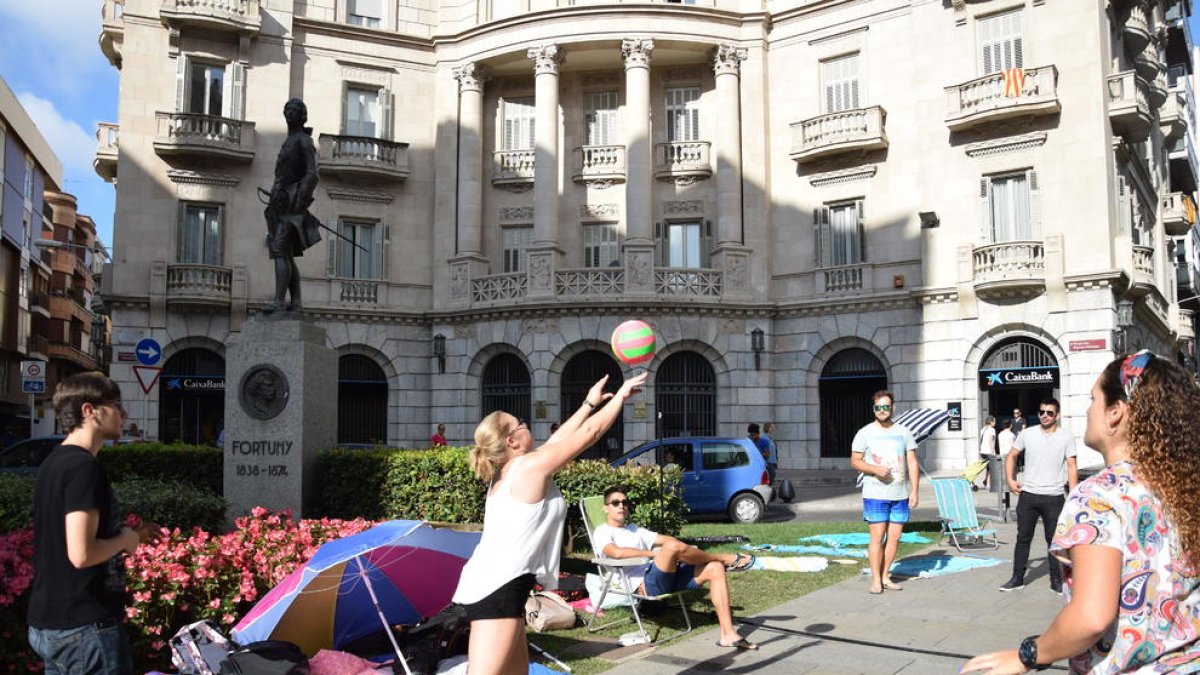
left=262, top=98, right=323, bottom=314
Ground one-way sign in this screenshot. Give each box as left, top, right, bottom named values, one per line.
left=136, top=338, right=162, bottom=366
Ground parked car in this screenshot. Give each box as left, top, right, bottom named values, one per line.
left=610, top=437, right=774, bottom=524
left=0, top=435, right=65, bottom=476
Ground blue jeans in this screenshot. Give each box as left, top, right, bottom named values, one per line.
left=28, top=619, right=133, bottom=675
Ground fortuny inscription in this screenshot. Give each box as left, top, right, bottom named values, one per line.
left=230, top=440, right=294, bottom=455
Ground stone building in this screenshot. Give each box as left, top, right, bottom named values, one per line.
left=96, top=0, right=1198, bottom=470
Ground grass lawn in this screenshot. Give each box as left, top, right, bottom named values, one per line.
left=528, top=520, right=943, bottom=674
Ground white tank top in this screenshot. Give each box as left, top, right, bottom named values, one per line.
left=452, top=456, right=566, bottom=604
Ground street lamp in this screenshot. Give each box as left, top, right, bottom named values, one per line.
left=34, top=238, right=111, bottom=264
left=432, top=334, right=446, bottom=374
left=1114, top=299, right=1135, bottom=354
left=750, top=327, right=765, bottom=371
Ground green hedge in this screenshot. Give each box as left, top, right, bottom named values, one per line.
left=99, top=443, right=223, bottom=494
left=316, top=447, right=687, bottom=535
left=0, top=474, right=226, bottom=534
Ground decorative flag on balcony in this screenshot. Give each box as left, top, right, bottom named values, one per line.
left=1185, top=194, right=1197, bottom=225
left=1002, top=68, right=1026, bottom=98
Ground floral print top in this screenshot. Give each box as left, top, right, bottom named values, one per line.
left=1050, top=461, right=1200, bottom=673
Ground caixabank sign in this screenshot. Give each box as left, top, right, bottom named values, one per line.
left=978, top=367, right=1059, bottom=390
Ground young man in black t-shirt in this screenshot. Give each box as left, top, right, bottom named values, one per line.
left=27, top=373, right=159, bottom=675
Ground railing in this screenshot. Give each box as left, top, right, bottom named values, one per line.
left=790, top=106, right=888, bottom=162
left=27, top=334, right=49, bottom=356
left=1161, top=191, right=1197, bottom=235
left=160, top=0, right=261, bottom=32
left=318, top=134, right=410, bottom=180
left=945, top=65, right=1059, bottom=131
left=29, top=291, right=50, bottom=313
left=339, top=279, right=379, bottom=304
left=555, top=268, right=625, bottom=297
left=573, top=145, right=626, bottom=182
left=154, top=112, right=255, bottom=159
left=654, top=141, right=711, bottom=179
left=472, top=272, right=527, bottom=302
left=1108, top=71, right=1152, bottom=141
left=1178, top=307, right=1196, bottom=341
left=1132, top=245, right=1155, bottom=285
left=96, top=123, right=119, bottom=155
left=493, top=149, right=535, bottom=184
left=46, top=341, right=97, bottom=369
left=820, top=264, right=872, bottom=294
left=655, top=268, right=722, bottom=297
left=972, top=241, right=1046, bottom=281
left=166, top=264, right=232, bottom=301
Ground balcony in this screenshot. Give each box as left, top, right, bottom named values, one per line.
left=971, top=240, right=1046, bottom=297
left=655, top=268, right=722, bottom=297
left=1177, top=306, right=1196, bottom=341
left=166, top=264, right=232, bottom=309
left=339, top=279, right=379, bottom=304
left=472, top=272, right=527, bottom=303
left=1168, top=129, right=1199, bottom=193
left=1134, top=42, right=1163, bottom=82
left=29, top=291, right=50, bottom=318
left=654, top=141, right=712, bottom=183
left=94, top=123, right=118, bottom=183
left=466, top=266, right=723, bottom=305
left=159, top=0, right=261, bottom=35
left=1160, top=90, right=1187, bottom=141
left=318, top=135, right=410, bottom=183
left=572, top=145, right=626, bottom=187
left=26, top=334, right=49, bottom=359
left=789, top=106, right=888, bottom=164
left=1123, top=3, right=1152, bottom=52
left=154, top=113, right=255, bottom=162
left=945, top=65, right=1060, bottom=133
left=555, top=268, right=624, bottom=297
left=492, top=149, right=534, bottom=189
left=1132, top=245, right=1155, bottom=292
left=817, top=263, right=875, bottom=295
left=1108, top=71, right=1152, bottom=141
left=100, top=0, right=124, bottom=68
left=47, top=341, right=97, bottom=371
left=1161, top=192, right=1197, bottom=235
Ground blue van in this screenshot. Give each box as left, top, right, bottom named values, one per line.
left=611, top=437, right=774, bottom=523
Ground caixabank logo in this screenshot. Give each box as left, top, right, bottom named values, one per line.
left=978, top=367, right=1059, bottom=389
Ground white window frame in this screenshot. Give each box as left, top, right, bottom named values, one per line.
left=335, top=218, right=383, bottom=279
left=344, top=86, right=381, bottom=138
left=821, top=53, right=861, bottom=114
left=814, top=200, right=865, bottom=268
left=347, top=0, right=383, bottom=28
left=188, top=61, right=226, bottom=116
left=179, top=202, right=223, bottom=266
left=978, top=8, right=1024, bottom=75
left=502, top=97, right=535, bottom=150
left=665, top=87, right=701, bottom=143
left=503, top=225, right=533, bottom=273
left=584, top=91, right=619, bottom=146
left=583, top=222, right=621, bottom=268
left=660, top=220, right=706, bottom=268
left=175, top=56, right=245, bottom=119
left=981, top=170, right=1040, bottom=242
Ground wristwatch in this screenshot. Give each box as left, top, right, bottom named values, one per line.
left=1018, top=635, right=1048, bottom=671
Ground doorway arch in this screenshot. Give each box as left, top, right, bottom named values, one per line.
left=819, top=348, right=887, bottom=458
left=338, top=354, right=388, bottom=445
left=978, top=338, right=1059, bottom=431
left=655, top=351, right=717, bottom=437
left=481, top=352, right=531, bottom=422
left=159, top=347, right=225, bottom=445
left=561, top=350, right=624, bottom=460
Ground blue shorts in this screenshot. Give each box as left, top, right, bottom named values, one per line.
left=863, top=498, right=910, bottom=524
left=643, top=563, right=700, bottom=597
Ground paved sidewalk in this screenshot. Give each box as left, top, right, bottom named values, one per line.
left=600, top=515, right=1066, bottom=674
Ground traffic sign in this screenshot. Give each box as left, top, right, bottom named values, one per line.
left=135, top=338, right=162, bottom=366
left=20, top=360, right=46, bottom=380
left=133, top=366, right=162, bottom=394
left=21, top=380, right=46, bottom=394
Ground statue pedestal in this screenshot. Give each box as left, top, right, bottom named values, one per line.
left=223, top=318, right=336, bottom=520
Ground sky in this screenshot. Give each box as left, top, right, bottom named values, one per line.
left=1, top=3, right=1200, bottom=255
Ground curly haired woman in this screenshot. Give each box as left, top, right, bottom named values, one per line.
left=963, top=350, right=1200, bottom=673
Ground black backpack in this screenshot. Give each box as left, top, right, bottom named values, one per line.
left=397, top=604, right=470, bottom=675
left=219, top=641, right=309, bottom=675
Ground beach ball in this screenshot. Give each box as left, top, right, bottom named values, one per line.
left=611, top=320, right=656, bottom=366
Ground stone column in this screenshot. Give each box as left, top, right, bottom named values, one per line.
left=527, top=45, right=564, bottom=299
left=710, top=44, right=751, bottom=299
left=622, top=38, right=655, bottom=296
left=450, top=63, right=490, bottom=306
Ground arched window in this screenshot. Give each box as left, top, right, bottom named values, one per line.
left=819, top=348, right=887, bottom=458
left=656, top=351, right=716, bottom=437
left=159, top=347, right=225, bottom=445
left=481, top=353, right=531, bottom=422
left=561, top=350, right=624, bottom=460
left=338, top=354, right=388, bottom=446
left=979, top=338, right=1060, bottom=428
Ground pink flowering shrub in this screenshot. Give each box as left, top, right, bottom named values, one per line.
left=0, top=528, right=37, bottom=671
left=0, top=509, right=375, bottom=672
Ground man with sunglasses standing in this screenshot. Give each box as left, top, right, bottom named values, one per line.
left=999, top=398, right=1078, bottom=594
left=850, top=390, right=919, bottom=595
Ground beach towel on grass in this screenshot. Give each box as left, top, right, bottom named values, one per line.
left=798, top=532, right=932, bottom=547
left=749, top=556, right=828, bottom=573
left=877, top=555, right=1005, bottom=579
left=743, top=544, right=867, bottom=558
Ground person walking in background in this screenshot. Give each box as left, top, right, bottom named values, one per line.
left=430, top=423, right=448, bottom=447
left=1011, top=408, right=1026, bottom=434
left=761, top=422, right=778, bottom=483
left=998, top=398, right=1077, bottom=594
left=849, top=390, right=919, bottom=595
left=747, top=423, right=770, bottom=477
left=452, top=371, right=648, bottom=675
left=996, top=418, right=1015, bottom=457
left=977, top=416, right=997, bottom=489
left=26, top=373, right=160, bottom=675
left=963, top=351, right=1200, bottom=673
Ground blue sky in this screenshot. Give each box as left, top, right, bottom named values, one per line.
left=1, top=3, right=1199, bottom=252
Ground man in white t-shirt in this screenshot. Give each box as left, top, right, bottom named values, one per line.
left=591, top=486, right=758, bottom=651
left=997, top=418, right=1016, bottom=456
left=1000, top=397, right=1078, bottom=594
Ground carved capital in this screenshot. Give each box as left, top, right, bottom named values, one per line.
left=712, top=44, right=747, bottom=77
left=454, top=62, right=489, bottom=93
left=622, top=38, right=654, bottom=70
left=527, top=45, right=563, bottom=76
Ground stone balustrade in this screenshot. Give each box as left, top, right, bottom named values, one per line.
left=1161, top=192, right=1197, bottom=235
left=492, top=149, right=535, bottom=187
left=790, top=106, right=888, bottom=163
left=154, top=112, right=255, bottom=161
left=573, top=145, right=626, bottom=185
left=166, top=264, right=233, bottom=307
left=466, top=266, right=723, bottom=304
left=94, top=123, right=119, bottom=182
left=945, top=65, right=1060, bottom=132
left=1132, top=245, right=1155, bottom=287
left=318, top=134, right=410, bottom=182
left=159, top=0, right=261, bottom=33
left=818, top=263, right=874, bottom=295
left=654, top=141, right=712, bottom=182
left=555, top=268, right=624, bottom=297
left=655, top=268, right=722, bottom=297
left=1108, top=71, right=1152, bottom=142
left=339, top=280, right=380, bottom=304
left=472, top=272, right=528, bottom=303
left=972, top=240, right=1046, bottom=294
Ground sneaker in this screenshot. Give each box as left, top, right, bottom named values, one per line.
left=1050, top=581, right=1063, bottom=595
left=998, top=577, right=1026, bottom=592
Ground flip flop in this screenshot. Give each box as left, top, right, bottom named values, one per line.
left=882, top=580, right=904, bottom=591
left=715, top=638, right=759, bottom=651
left=726, top=553, right=755, bottom=572
left=868, top=586, right=884, bottom=595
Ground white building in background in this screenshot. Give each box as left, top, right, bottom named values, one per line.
left=95, top=0, right=1197, bottom=474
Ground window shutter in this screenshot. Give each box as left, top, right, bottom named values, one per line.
left=815, top=206, right=831, bottom=267
left=376, top=221, right=391, bottom=280
left=850, top=77, right=860, bottom=110
left=1013, top=37, right=1024, bottom=69
left=380, top=88, right=394, bottom=140
left=228, top=62, right=246, bottom=120
left=855, top=200, right=866, bottom=263
left=1027, top=169, right=1041, bottom=238
left=980, top=178, right=993, bottom=242
left=175, top=55, right=189, bottom=112
left=655, top=221, right=666, bottom=266
left=327, top=221, right=340, bottom=277
left=1117, top=175, right=1131, bottom=235
left=703, top=219, right=713, bottom=267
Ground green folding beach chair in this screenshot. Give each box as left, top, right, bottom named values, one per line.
left=931, top=477, right=999, bottom=551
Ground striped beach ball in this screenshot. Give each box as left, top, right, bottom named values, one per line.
left=611, top=320, right=656, bottom=366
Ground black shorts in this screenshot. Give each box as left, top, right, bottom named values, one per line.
left=460, top=573, right=537, bottom=622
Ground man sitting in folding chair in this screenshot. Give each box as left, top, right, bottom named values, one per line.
left=591, top=486, right=758, bottom=651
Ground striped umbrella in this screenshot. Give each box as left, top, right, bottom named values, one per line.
left=892, top=408, right=952, bottom=445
